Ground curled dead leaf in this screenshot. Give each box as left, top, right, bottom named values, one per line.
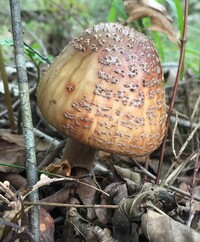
left=44, top=158, right=71, bottom=176
left=119, top=183, right=176, bottom=219
left=123, top=0, right=180, bottom=45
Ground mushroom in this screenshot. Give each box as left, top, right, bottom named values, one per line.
left=37, top=22, right=166, bottom=175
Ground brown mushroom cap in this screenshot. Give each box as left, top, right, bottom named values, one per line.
left=37, top=22, right=166, bottom=157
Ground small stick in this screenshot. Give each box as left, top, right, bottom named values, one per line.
left=191, top=95, right=200, bottom=120
left=37, top=140, right=65, bottom=170
left=131, top=158, right=200, bottom=202
left=156, top=0, right=189, bottom=184
left=24, top=201, right=118, bottom=209
left=0, top=84, right=36, bottom=118
left=0, top=46, right=16, bottom=130
left=176, top=122, right=200, bottom=159
left=0, top=217, right=36, bottom=242
left=172, top=111, right=178, bottom=158
left=187, top=140, right=200, bottom=227
left=9, top=0, right=40, bottom=240
left=170, top=115, right=199, bottom=129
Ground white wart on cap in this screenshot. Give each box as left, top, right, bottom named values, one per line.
left=37, top=22, right=166, bottom=157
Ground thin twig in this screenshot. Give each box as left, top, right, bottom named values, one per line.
left=170, top=116, right=199, bottom=129
left=0, top=83, right=36, bottom=118
left=33, top=127, right=60, bottom=146
left=156, top=0, right=189, bottom=184
left=187, top=140, right=200, bottom=227
left=24, top=201, right=118, bottom=209
left=0, top=181, right=19, bottom=205
left=9, top=0, right=40, bottom=241
left=0, top=217, right=36, bottom=242
left=165, top=75, right=200, bottom=89
left=176, top=122, right=200, bottom=159
left=0, top=194, right=13, bottom=207
left=22, top=175, right=109, bottom=200
left=164, top=151, right=197, bottom=186
left=66, top=201, right=118, bottom=241
left=131, top=158, right=200, bottom=202
left=172, top=111, right=178, bottom=158
left=0, top=46, right=16, bottom=130
left=191, top=95, right=200, bottom=120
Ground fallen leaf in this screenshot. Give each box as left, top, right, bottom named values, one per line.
left=0, top=129, right=51, bottom=173
left=0, top=209, right=22, bottom=241
left=44, top=158, right=71, bottom=176
left=0, top=139, right=25, bottom=173
left=96, top=182, right=128, bottom=224
left=141, top=0, right=166, bottom=12
left=119, top=183, right=176, bottom=219
left=141, top=210, right=200, bottom=242
left=123, top=0, right=180, bottom=45
left=1, top=129, right=50, bottom=151
left=114, top=165, right=141, bottom=184
left=76, top=176, right=98, bottom=220
left=40, top=207, right=55, bottom=242
left=41, top=186, right=71, bottom=212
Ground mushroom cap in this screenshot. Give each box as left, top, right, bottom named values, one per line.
left=37, top=22, right=166, bottom=157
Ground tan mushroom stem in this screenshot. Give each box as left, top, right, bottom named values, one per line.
left=63, top=137, right=96, bottom=175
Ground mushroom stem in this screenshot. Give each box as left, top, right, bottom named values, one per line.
left=62, top=137, right=97, bottom=175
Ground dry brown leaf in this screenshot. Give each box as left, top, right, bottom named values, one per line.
left=124, top=0, right=180, bottom=45
left=193, top=186, right=200, bottom=211
left=41, top=186, right=70, bottom=212
left=0, top=173, right=27, bottom=189
left=119, top=183, right=176, bottom=219
left=114, top=165, right=141, bottom=184
left=141, top=210, right=200, bottom=242
left=96, top=182, right=128, bottom=224
left=0, top=129, right=50, bottom=173
left=0, top=138, right=25, bottom=173
left=141, top=0, right=166, bottom=12
left=186, top=186, right=200, bottom=212
left=40, top=207, right=55, bottom=242
left=44, top=158, right=71, bottom=176
left=0, top=209, right=22, bottom=240
left=178, top=182, right=200, bottom=212
left=76, top=176, right=98, bottom=220
left=1, top=129, right=50, bottom=151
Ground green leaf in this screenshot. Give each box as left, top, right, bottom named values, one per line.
left=107, top=0, right=127, bottom=22
left=166, top=0, right=184, bottom=34
left=0, top=38, right=51, bottom=64
left=0, top=38, right=13, bottom=46
left=174, top=0, right=184, bottom=34
left=31, top=42, right=41, bottom=50
left=185, top=48, right=200, bottom=57
left=108, top=0, right=118, bottom=21
left=151, top=32, right=165, bottom=61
